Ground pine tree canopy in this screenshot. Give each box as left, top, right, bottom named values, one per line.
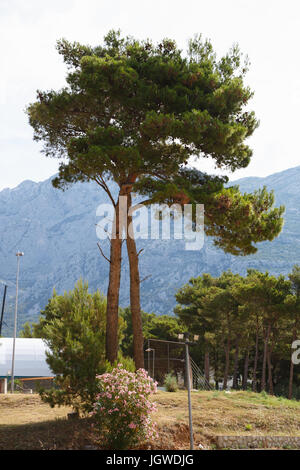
left=27, top=30, right=284, bottom=254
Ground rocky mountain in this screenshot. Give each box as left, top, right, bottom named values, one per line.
left=0, top=166, right=299, bottom=335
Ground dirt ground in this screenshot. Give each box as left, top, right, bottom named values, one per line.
left=1, top=390, right=300, bottom=450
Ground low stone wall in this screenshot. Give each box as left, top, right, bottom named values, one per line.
left=215, top=435, right=300, bottom=449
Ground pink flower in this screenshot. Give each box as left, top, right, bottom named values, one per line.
left=129, top=422, right=137, bottom=429
left=93, top=366, right=158, bottom=445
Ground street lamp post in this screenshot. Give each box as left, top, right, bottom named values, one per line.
left=145, top=348, right=155, bottom=379
left=178, top=332, right=199, bottom=451
left=11, top=252, right=24, bottom=394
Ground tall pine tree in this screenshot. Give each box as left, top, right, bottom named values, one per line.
left=27, top=31, right=284, bottom=367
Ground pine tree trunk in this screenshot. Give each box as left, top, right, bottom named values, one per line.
left=214, top=350, right=219, bottom=390
left=126, top=193, right=144, bottom=369
left=261, top=324, right=271, bottom=392
left=288, top=328, right=297, bottom=399
left=232, top=340, right=239, bottom=390
left=289, top=358, right=294, bottom=400
left=252, top=324, right=259, bottom=392
left=105, top=197, right=122, bottom=364
left=223, top=338, right=230, bottom=390
left=242, top=349, right=249, bottom=390
left=267, top=348, right=274, bottom=395
left=204, top=350, right=210, bottom=387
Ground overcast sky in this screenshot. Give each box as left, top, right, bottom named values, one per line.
left=1, top=0, right=300, bottom=191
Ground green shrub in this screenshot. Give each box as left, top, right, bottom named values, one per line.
left=38, top=280, right=126, bottom=414
left=164, top=373, right=178, bottom=392
left=105, top=352, right=136, bottom=373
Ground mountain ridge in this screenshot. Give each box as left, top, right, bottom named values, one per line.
left=0, top=165, right=299, bottom=335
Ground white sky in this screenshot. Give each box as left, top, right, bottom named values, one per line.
left=0, top=0, right=300, bottom=191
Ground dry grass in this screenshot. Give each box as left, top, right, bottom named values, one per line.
left=152, top=390, right=300, bottom=449
left=1, top=390, right=300, bottom=449
left=0, top=394, right=72, bottom=425
left=0, top=394, right=93, bottom=450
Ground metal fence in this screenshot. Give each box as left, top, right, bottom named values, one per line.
left=144, top=338, right=185, bottom=385
left=144, top=338, right=212, bottom=390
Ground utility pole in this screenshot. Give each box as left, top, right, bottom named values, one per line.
left=185, top=339, right=193, bottom=450
left=0, top=284, right=7, bottom=336
left=178, top=332, right=199, bottom=451
left=11, top=252, right=24, bottom=393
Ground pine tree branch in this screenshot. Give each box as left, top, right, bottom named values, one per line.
left=140, top=274, right=152, bottom=284
left=97, top=242, right=111, bottom=264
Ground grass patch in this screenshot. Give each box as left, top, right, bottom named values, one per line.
left=221, top=390, right=300, bottom=409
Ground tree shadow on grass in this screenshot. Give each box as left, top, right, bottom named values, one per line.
left=0, top=417, right=95, bottom=450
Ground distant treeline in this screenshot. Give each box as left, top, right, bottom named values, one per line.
left=20, top=266, right=300, bottom=400
left=175, top=266, right=300, bottom=399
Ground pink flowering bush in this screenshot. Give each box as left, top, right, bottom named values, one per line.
left=91, top=364, right=158, bottom=449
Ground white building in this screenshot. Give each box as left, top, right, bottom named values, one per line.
left=0, top=338, right=53, bottom=378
